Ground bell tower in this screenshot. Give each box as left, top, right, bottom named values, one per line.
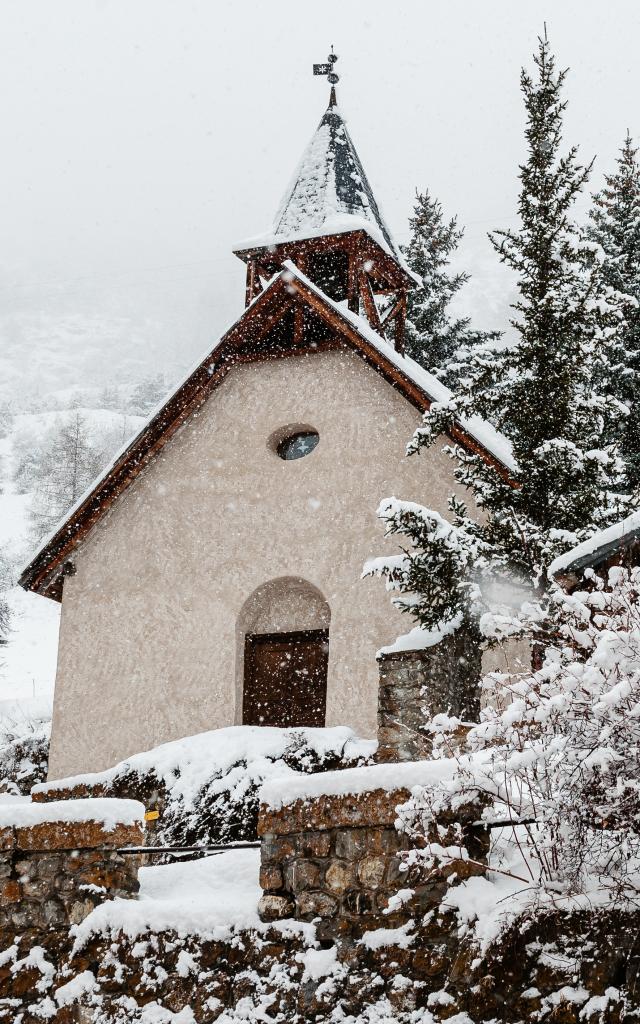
left=233, top=53, right=415, bottom=354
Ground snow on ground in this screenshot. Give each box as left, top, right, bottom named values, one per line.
left=73, top=849, right=313, bottom=947
left=0, top=587, right=59, bottom=702
left=0, top=406, right=144, bottom=705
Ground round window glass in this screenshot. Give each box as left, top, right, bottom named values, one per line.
left=276, top=430, right=319, bottom=461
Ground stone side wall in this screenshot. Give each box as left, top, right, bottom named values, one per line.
left=257, top=786, right=488, bottom=942
left=0, top=807, right=143, bottom=1018
left=376, top=632, right=482, bottom=762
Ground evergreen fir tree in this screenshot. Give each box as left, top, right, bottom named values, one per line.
left=586, top=133, right=640, bottom=488
left=402, top=191, right=498, bottom=380
left=370, top=35, right=630, bottom=635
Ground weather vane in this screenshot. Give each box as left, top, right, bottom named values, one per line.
left=313, top=46, right=339, bottom=106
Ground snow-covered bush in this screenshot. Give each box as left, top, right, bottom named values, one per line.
left=35, top=726, right=375, bottom=848
left=398, top=566, right=640, bottom=908
left=0, top=701, right=50, bottom=794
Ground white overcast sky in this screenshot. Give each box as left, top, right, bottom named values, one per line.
left=2, top=0, right=640, bottom=374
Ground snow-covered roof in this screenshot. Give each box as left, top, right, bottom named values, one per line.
left=20, top=262, right=514, bottom=596
left=242, top=103, right=402, bottom=263
left=235, top=217, right=421, bottom=288
left=548, top=510, right=640, bottom=579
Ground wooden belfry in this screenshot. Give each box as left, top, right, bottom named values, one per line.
left=233, top=52, right=414, bottom=355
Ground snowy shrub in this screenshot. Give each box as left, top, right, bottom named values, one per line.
left=398, top=566, right=640, bottom=909
left=0, top=702, right=50, bottom=794
left=37, top=726, right=375, bottom=849
left=161, top=729, right=374, bottom=847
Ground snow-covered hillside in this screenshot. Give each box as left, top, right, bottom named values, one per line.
left=0, top=403, right=146, bottom=705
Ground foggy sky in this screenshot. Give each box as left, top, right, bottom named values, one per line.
left=2, top=0, right=640, bottom=387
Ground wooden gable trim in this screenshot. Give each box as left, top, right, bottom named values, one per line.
left=20, top=279, right=298, bottom=598
left=20, top=272, right=509, bottom=600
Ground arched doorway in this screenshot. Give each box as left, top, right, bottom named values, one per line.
left=237, top=577, right=330, bottom=728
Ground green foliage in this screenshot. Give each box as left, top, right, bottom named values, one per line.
left=412, top=35, right=629, bottom=580
left=587, top=133, right=640, bottom=488
left=403, top=191, right=499, bottom=381
left=374, top=35, right=632, bottom=643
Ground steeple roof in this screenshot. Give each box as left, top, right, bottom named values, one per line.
left=247, top=102, right=401, bottom=260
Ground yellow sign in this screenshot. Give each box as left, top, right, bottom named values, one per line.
left=144, top=809, right=160, bottom=822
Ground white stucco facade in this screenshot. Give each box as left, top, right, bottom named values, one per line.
left=47, top=344, right=466, bottom=779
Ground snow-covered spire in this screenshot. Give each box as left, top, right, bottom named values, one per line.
left=271, top=100, right=399, bottom=257
left=233, top=61, right=416, bottom=350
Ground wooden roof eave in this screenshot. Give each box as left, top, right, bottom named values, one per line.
left=20, top=270, right=510, bottom=600
left=234, top=229, right=414, bottom=291
left=19, top=279, right=298, bottom=599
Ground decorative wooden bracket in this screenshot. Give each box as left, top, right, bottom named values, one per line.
left=293, top=301, right=305, bottom=346
left=359, top=270, right=383, bottom=334
left=358, top=272, right=407, bottom=354
left=245, top=260, right=265, bottom=307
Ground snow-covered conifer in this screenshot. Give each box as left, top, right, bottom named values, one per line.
left=403, top=190, right=499, bottom=381
left=407, top=36, right=629, bottom=585
left=587, top=133, right=640, bottom=487
left=0, top=550, right=11, bottom=644
left=129, top=373, right=167, bottom=416
left=365, top=496, right=489, bottom=633
left=372, top=34, right=630, bottom=660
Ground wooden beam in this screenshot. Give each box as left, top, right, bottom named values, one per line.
left=394, top=292, right=407, bottom=356
left=347, top=252, right=359, bottom=313
left=245, top=260, right=263, bottom=307
left=380, top=294, right=403, bottom=326
left=359, top=271, right=382, bottom=334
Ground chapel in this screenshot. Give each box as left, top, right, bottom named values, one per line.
left=20, top=64, right=510, bottom=780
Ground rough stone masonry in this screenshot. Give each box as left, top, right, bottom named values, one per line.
left=256, top=774, right=489, bottom=943
left=376, top=631, right=482, bottom=762
left=0, top=798, right=143, bottom=1019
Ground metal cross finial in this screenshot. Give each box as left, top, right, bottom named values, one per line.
left=313, top=46, right=339, bottom=107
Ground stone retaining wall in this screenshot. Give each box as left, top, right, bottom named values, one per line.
left=0, top=800, right=143, bottom=1017
left=376, top=632, right=482, bottom=762
left=257, top=785, right=488, bottom=941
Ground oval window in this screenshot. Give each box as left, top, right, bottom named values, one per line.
left=276, top=430, right=319, bottom=461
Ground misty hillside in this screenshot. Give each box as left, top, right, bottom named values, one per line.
left=0, top=319, right=173, bottom=708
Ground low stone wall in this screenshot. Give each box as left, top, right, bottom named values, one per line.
left=376, top=631, right=482, bottom=762
left=54, top=905, right=640, bottom=1023
left=0, top=798, right=144, bottom=1017
left=257, top=776, right=488, bottom=942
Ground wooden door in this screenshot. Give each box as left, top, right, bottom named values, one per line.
left=243, top=629, right=329, bottom=728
